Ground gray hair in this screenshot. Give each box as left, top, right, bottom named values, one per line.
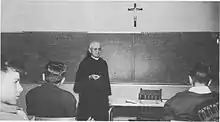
left=89, top=41, right=101, bottom=49
left=88, top=41, right=101, bottom=53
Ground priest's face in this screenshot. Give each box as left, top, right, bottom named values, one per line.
left=89, top=42, right=101, bottom=58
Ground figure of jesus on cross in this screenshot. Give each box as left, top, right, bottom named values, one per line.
left=128, top=3, right=143, bottom=27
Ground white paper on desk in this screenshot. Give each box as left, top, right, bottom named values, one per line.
left=110, top=98, right=138, bottom=104
left=125, top=100, right=138, bottom=104
left=171, top=120, right=185, bottom=122
left=139, top=99, right=165, bottom=104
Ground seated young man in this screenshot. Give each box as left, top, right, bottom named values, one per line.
left=26, top=61, right=77, bottom=117
left=0, top=55, right=28, bottom=120
left=163, top=62, right=219, bottom=121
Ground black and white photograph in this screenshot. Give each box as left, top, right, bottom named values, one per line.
left=1, top=0, right=219, bottom=121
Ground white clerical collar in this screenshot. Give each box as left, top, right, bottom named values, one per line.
left=188, top=86, right=211, bottom=94
left=91, top=56, right=99, bottom=60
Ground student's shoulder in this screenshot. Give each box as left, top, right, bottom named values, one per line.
left=26, top=85, right=42, bottom=95
left=165, top=91, right=189, bottom=104
left=175, top=90, right=189, bottom=96
left=60, top=89, right=76, bottom=100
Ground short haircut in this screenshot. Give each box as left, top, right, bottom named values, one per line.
left=1, top=54, right=8, bottom=72
left=89, top=41, right=101, bottom=50
left=87, top=41, right=101, bottom=57
left=44, top=61, right=67, bottom=84
left=189, top=62, right=212, bottom=85
left=1, top=54, right=23, bottom=73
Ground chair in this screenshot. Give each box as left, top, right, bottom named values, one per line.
left=108, top=107, right=114, bottom=121
left=137, top=88, right=162, bottom=121
left=138, top=88, right=162, bottom=101
left=34, top=116, right=76, bottom=121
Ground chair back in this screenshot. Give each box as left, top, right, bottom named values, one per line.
left=138, top=88, right=162, bottom=100
left=35, top=116, right=76, bottom=121
left=137, top=88, right=163, bottom=121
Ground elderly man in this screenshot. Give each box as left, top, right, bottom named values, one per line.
left=74, top=41, right=111, bottom=121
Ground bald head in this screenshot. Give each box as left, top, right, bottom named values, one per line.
left=88, top=41, right=101, bottom=59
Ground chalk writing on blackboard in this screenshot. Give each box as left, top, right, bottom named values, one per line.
left=56, top=33, right=74, bottom=40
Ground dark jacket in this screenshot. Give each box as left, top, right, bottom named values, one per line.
left=26, top=83, right=77, bottom=117
left=163, top=90, right=218, bottom=121
left=73, top=56, right=111, bottom=121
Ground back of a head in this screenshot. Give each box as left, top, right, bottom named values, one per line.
left=1, top=54, right=8, bottom=72
left=189, top=62, right=212, bottom=85
left=0, top=54, right=18, bottom=73
left=1, top=54, right=24, bottom=73
left=45, top=61, right=67, bottom=84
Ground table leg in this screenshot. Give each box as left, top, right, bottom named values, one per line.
left=108, top=107, right=114, bottom=121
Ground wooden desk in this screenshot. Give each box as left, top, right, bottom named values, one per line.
left=108, top=100, right=167, bottom=121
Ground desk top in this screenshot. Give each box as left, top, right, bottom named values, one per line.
left=110, top=100, right=167, bottom=107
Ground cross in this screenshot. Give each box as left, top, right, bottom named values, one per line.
left=128, top=3, right=143, bottom=27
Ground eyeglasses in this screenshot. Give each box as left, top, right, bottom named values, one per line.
left=92, top=48, right=101, bottom=51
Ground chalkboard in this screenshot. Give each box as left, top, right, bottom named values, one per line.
left=133, top=33, right=218, bottom=84
left=1, top=32, right=89, bottom=83
left=1, top=32, right=218, bottom=85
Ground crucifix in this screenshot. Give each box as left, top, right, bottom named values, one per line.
left=128, top=3, right=143, bottom=27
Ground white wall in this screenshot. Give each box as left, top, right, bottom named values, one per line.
left=1, top=1, right=219, bottom=32
left=1, top=0, right=26, bottom=32
left=219, top=3, right=220, bottom=31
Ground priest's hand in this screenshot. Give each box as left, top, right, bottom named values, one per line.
left=89, top=74, right=101, bottom=80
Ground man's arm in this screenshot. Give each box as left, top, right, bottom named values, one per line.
left=163, top=101, right=175, bottom=121
left=95, top=60, right=112, bottom=95
left=64, top=93, right=77, bottom=117
left=73, top=61, right=91, bottom=93
left=104, top=61, right=111, bottom=96
left=25, top=91, right=35, bottom=116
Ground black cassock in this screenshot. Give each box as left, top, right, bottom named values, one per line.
left=73, top=56, right=111, bottom=121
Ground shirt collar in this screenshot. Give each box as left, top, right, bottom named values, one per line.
left=188, top=86, right=211, bottom=94
left=0, top=102, right=17, bottom=113
left=91, top=55, right=99, bottom=60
